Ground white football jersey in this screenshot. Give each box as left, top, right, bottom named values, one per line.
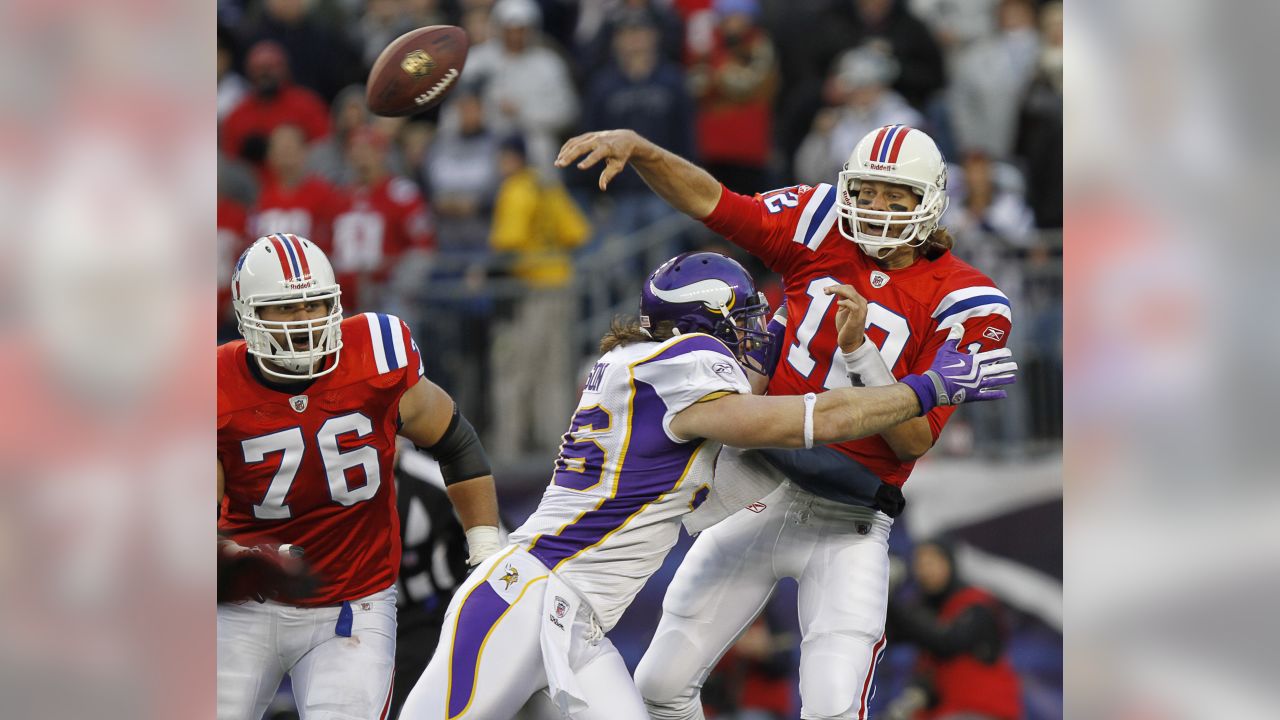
left=509, top=333, right=751, bottom=631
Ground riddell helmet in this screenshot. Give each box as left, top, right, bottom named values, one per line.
left=835, top=124, right=949, bottom=259
left=231, top=233, right=343, bottom=379
left=640, top=252, right=774, bottom=373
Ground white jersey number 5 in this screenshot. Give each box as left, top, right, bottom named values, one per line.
left=244, top=412, right=382, bottom=520
left=785, top=276, right=911, bottom=389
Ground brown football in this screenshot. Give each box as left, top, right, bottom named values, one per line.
left=366, top=25, right=469, bottom=117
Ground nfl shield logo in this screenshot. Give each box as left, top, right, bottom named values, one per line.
left=290, top=395, right=309, bottom=413
left=870, top=271, right=890, bottom=289
left=554, top=596, right=569, bottom=618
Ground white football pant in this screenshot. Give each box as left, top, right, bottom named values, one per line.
left=636, top=482, right=891, bottom=720
left=399, top=547, right=647, bottom=720
left=217, top=586, right=396, bottom=720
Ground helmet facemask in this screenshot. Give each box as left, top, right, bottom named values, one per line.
left=835, top=170, right=948, bottom=260
left=236, top=288, right=344, bottom=380
left=707, top=292, right=775, bottom=375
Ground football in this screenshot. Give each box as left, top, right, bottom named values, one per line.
left=365, top=25, right=469, bottom=117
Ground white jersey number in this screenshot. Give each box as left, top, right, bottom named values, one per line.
left=243, top=412, right=382, bottom=519
left=785, top=276, right=912, bottom=389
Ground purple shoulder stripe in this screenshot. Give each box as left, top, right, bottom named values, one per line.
left=637, top=334, right=733, bottom=366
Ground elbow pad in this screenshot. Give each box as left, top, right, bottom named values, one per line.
left=417, top=404, right=492, bottom=486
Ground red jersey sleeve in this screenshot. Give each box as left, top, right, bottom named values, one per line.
left=388, top=176, right=435, bottom=250
left=909, top=282, right=1013, bottom=440
left=701, top=182, right=838, bottom=275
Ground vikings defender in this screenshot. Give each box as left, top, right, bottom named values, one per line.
left=216, top=234, right=501, bottom=720
left=558, top=126, right=1012, bottom=719
left=398, top=252, right=1015, bottom=720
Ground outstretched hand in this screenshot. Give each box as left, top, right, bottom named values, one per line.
left=556, top=130, right=646, bottom=191
left=824, top=284, right=868, bottom=353
left=902, top=326, right=1018, bottom=412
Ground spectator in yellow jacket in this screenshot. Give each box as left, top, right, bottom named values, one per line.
left=488, top=135, right=591, bottom=457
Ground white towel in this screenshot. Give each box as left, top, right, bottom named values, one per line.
left=538, top=572, right=590, bottom=717
left=683, top=446, right=785, bottom=535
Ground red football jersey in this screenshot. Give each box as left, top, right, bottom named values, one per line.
left=217, top=195, right=249, bottom=328
left=250, top=175, right=342, bottom=250
left=705, top=183, right=1013, bottom=486
left=330, top=175, right=434, bottom=276
left=218, top=312, right=425, bottom=606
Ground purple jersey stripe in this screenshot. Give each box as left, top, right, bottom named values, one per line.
left=637, top=334, right=733, bottom=367
left=529, top=379, right=698, bottom=569
left=447, top=581, right=509, bottom=718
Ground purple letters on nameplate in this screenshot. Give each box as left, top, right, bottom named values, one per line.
left=530, top=380, right=697, bottom=569
left=447, top=581, right=510, bottom=718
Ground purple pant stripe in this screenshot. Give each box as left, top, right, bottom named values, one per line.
left=447, top=581, right=509, bottom=718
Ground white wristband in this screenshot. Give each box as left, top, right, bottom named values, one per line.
left=802, top=392, right=817, bottom=449
left=841, top=342, right=896, bottom=388
left=464, top=525, right=502, bottom=566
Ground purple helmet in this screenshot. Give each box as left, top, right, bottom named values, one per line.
left=640, top=252, right=774, bottom=373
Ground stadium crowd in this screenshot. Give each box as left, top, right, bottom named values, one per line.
left=218, top=0, right=1062, bottom=463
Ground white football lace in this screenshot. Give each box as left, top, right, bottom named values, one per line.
left=415, top=68, right=459, bottom=106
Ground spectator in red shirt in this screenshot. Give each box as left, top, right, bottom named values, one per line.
left=330, top=125, right=434, bottom=313
left=220, top=40, right=330, bottom=167
left=217, top=194, right=249, bottom=342
left=687, top=0, right=778, bottom=194
left=250, top=124, right=341, bottom=252
left=884, top=539, right=1022, bottom=720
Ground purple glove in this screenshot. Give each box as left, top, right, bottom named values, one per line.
left=901, top=326, right=1017, bottom=413
left=742, top=304, right=788, bottom=377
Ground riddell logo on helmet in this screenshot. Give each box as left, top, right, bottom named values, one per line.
left=868, top=162, right=896, bottom=171
left=284, top=279, right=315, bottom=290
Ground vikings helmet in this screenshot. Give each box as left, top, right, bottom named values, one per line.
left=640, top=252, right=774, bottom=373
left=835, top=124, right=949, bottom=259
left=231, top=233, right=343, bottom=379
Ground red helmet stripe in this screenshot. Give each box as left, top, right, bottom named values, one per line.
left=886, top=126, right=913, bottom=163
left=266, top=236, right=294, bottom=280
left=287, top=234, right=311, bottom=278
left=869, top=126, right=891, bottom=161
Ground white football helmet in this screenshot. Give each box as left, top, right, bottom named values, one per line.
left=835, top=125, right=949, bottom=259
left=231, top=233, right=343, bottom=379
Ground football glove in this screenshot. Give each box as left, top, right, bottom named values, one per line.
left=217, top=539, right=318, bottom=604
left=901, top=326, right=1017, bottom=413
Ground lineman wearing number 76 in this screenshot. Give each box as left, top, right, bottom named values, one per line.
left=558, top=124, right=1013, bottom=719
left=216, top=234, right=502, bottom=720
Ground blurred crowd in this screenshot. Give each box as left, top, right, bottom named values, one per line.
left=217, top=0, right=1063, bottom=461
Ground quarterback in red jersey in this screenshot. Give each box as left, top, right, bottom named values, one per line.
left=217, top=233, right=501, bottom=720
left=558, top=125, right=1012, bottom=719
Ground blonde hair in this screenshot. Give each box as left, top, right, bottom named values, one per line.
left=599, top=316, right=678, bottom=353
left=920, top=225, right=955, bottom=260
